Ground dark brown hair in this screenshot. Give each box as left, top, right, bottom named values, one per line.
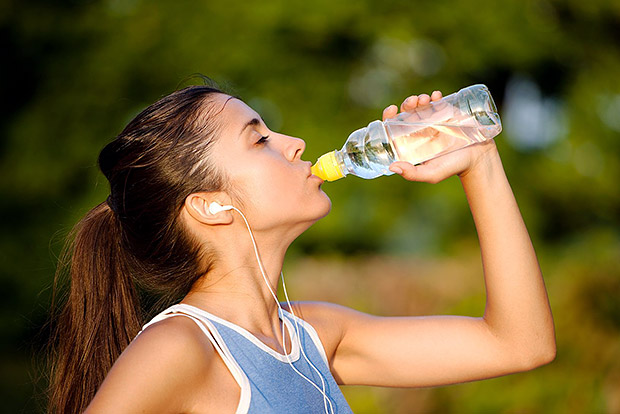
left=47, top=85, right=231, bottom=414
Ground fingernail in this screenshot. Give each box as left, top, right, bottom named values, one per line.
left=390, top=166, right=403, bottom=174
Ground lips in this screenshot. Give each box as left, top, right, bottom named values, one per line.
left=305, top=162, right=324, bottom=183
left=310, top=173, right=324, bottom=183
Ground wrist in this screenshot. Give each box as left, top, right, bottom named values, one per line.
left=458, top=141, right=503, bottom=185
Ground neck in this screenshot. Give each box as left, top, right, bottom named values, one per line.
left=181, top=220, right=299, bottom=336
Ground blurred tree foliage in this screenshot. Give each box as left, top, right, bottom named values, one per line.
left=1, top=0, right=619, bottom=412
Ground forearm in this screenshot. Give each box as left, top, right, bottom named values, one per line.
left=460, top=147, right=555, bottom=366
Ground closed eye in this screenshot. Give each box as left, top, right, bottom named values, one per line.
left=256, top=135, right=270, bottom=145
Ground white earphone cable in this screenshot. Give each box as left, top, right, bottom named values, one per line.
left=281, top=271, right=334, bottom=414
left=230, top=207, right=280, bottom=305
left=229, top=206, right=334, bottom=414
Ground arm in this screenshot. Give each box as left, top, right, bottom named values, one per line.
left=303, top=92, right=555, bottom=388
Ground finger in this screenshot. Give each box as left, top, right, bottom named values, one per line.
left=418, top=93, right=431, bottom=106
left=431, top=90, right=442, bottom=101
left=401, top=95, right=418, bottom=113
left=416, top=93, right=435, bottom=119
left=382, top=104, right=398, bottom=121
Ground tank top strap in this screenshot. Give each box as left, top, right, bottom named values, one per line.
left=134, top=304, right=252, bottom=414
left=278, top=308, right=330, bottom=367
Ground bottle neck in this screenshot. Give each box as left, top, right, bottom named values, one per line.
left=332, top=150, right=347, bottom=178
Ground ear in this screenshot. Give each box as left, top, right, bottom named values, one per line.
left=183, top=192, right=233, bottom=225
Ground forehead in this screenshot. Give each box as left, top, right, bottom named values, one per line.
left=216, top=96, right=260, bottom=128
left=207, top=96, right=263, bottom=162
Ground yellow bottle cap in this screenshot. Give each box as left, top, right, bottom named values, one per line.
left=311, top=151, right=345, bottom=182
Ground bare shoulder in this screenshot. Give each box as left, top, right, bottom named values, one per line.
left=116, top=314, right=216, bottom=377
left=125, top=314, right=216, bottom=369
left=137, top=312, right=215, bottom=346
left=85, top=315, right=216, bottom=413
left=282, top=301, right=373, bottom=361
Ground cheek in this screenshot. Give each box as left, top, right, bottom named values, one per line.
left=227, top=154, right=317, bottom=217
left=235, top=167, right=293, bottom=210
left=256, top=172, right=300, bottom=208
left=258, top=176, right=313, bottom=220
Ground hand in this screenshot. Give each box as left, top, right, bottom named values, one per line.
left=382, top=91, right=498, bottom=184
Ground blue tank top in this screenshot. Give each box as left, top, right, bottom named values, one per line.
left=136, top=303, right=354, bottom=414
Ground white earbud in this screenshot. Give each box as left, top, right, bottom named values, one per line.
left=208, top=201, right=233, bottom=215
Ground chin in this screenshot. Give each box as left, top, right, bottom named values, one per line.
left=316, top=192, right=332, bottom=219
left=299, top=195, right=332, bottom=226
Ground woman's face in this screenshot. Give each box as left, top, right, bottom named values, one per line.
left=209, top=95, right=331, bottom=232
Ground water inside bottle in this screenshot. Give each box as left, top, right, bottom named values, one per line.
left=387, top=115, right=501, bottom=165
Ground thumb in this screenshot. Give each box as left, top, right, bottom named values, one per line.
left=389, top=161, right=443, bottom=184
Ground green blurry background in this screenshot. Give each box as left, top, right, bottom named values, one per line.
left=2, top=0, right=619, bottom=412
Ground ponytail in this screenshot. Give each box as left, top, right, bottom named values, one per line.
left=46, top=85, right=228, bottom=413
left=47, top=201, right=141, bottom=414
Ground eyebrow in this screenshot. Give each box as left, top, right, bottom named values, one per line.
left=239, top=118, right=261, bottom=137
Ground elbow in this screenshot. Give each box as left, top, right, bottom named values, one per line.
left=531, top=322, right=557, bottom=369
left=515, top=335, right=557, bottom=372
left=539, top=337, right=557, bottom=366
left=501, top=314, right=557, bottom=372
left=529, top=341, right=556, bottom=369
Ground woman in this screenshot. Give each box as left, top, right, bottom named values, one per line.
left=47, top=84, right=556, bottom=413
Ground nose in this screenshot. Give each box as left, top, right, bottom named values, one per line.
left=284, top=135, right=306, bottom=162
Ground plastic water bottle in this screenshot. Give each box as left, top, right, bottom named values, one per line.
left=310, top=84, right=502, bottom=181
